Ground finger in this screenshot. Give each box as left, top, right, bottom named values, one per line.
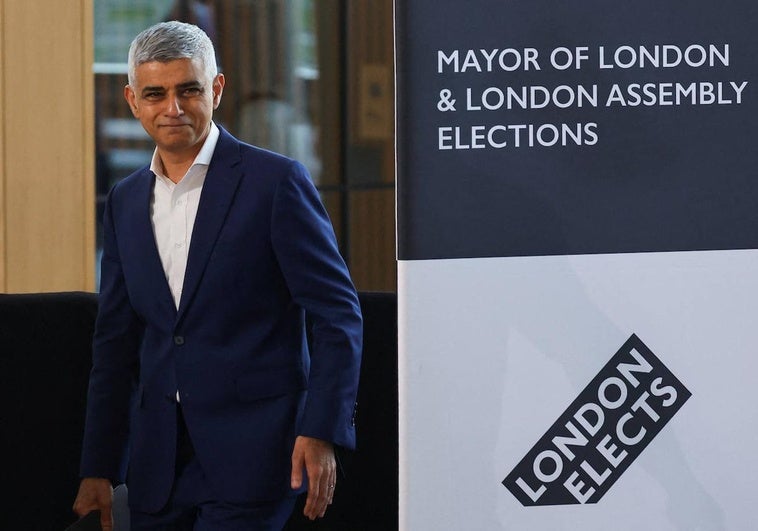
left=323, top=470, right=335, bottom=506
left=100, top=510, right=114, bottom=531
left=304, top=480, right=322, bottom=520
left=99, top=496, right=114, bottom=531
left=72, top=499, right=94, bottom=517
left=313, top=484, right=328, bottom=519
left=305, top=458, right=331, bottom=518
left=315, top=470, right=336, bottom=518
left=73, top=489, right=97, bottom=517
left=321, top=477, right=335, bottom=516
left=73, top=495, right=104, bottom=518
left=302, top=461, right=320, bottom=519
left=291, top=448, right=304, bottom=489
left=306, top=469, right=336, bottom=519
left=320, top=489, right=331, bottom=517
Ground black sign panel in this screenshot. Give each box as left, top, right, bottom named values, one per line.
left=502, top=335, right=691, bottom=506
left=396, top=0, right=758, bottom=260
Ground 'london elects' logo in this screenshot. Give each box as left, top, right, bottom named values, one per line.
left=503, top=334, right=691, bottom=506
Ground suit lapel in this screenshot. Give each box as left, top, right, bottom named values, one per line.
left=176, top=128, right=243, bottom=322
left=131, top=169, right=177, bottom=318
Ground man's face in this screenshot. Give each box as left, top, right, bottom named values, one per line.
left=124, top=58, right=224, bottom=160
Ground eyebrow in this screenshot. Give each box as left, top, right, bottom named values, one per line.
left=140, top=81, right=203, bottom=96
left=177, top=81, right=203, bottom=90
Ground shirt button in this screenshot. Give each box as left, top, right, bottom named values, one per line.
left=174, top=335, right=185, bottom=345
left=175, top=242, right=184, bottom=248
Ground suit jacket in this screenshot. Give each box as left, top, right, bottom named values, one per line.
left=79, top=127, right=363, bottom=513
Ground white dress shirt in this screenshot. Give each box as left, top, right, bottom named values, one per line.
left=150, top=122, right=220, bottom=310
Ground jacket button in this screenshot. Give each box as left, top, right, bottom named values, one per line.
left=174, top=335, right=185, bottom=345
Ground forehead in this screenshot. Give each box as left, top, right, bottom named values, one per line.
left=132, top=58, right=208, bottom=88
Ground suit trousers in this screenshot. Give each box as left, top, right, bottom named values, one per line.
left=129, top=405, right=297, bottom=531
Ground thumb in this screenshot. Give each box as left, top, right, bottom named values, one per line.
left=291, top=443, right=304, bottom=489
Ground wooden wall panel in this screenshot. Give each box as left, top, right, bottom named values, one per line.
left=0, top=0, right=95, bottom=293
left=350, top=189, right=396, bottom=291
left=346, top=0, right=397, bottom=292
left=0, top=0, right=5, bottom=289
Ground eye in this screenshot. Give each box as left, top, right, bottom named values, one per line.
left=183, top=87, right=203, bottom=96
left=143, top=91, right=164, bottom=101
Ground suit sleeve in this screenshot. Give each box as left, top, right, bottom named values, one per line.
left=270, top=160, right=363, bottom=449
left=79, top=187, right=141, bottom=481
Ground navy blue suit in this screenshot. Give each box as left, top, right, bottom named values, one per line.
left=80, top=127, right=362, bottom=513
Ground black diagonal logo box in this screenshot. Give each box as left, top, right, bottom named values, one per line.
left=503, top=334, right=691, bottom=506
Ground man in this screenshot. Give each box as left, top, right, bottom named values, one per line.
left=73, top=21, right=362, bottom=531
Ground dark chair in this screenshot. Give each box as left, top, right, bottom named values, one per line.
left=0, top=290, right=397, bottom=531
left=0, top=292, right=98, bottom=531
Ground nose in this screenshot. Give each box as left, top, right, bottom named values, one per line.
left=165, top=93, right=184, bottom=117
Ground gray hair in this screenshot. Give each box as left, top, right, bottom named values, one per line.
left=127, top=21, right=217, bottom=87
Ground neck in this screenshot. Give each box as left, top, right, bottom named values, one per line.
left=159, top=153, right=195, bottom=184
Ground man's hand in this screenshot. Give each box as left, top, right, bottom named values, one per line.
left=290, top=435, right=336, bottom=520
left=72, top=477, right=114, bottom=530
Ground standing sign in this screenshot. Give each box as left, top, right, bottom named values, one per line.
left=396, top=1, right=758, bottom=529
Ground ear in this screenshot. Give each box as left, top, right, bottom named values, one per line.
left=124, top=84, right=139, bottom=117
left=212, top=73, right=225, bottom=110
